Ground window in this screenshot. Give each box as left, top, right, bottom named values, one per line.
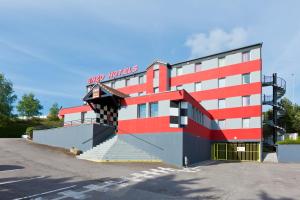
left=242, top=73, right=250, bottom=84
left=176, top=85, right=183, bottom=90
left=195, top=62, right=202, bottom=72
left=218, top=99, right=226, bottom=109
left=218, top=119, right=226, bottom=129
left=138, top=92, right=145, bottom=96
left=242, top=118, right=250, bottom=128
left=138, top=76, right=145, bottom=84
left=242, top=96, right=250, bottom=106
left=111, top=81, right=115, bottom=88
left=125, top=78, right=130, bottom=86
left=242, top=51, right=250, bottom=62
left=218, top=78, right=226, bottom=88
left=150, top=102, right=158, bottom=117
left=195, top=82, right=202, bottom=91
left=137, top=104, right=146, bottom=118
left=153, top=69, right=159, bottom=79
left=218, top=57, right=226, bottom=67
left=176, top=67, right=183, bottom=76
left=154, top=87, right=159, bottom=93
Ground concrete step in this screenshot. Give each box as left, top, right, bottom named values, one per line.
left=263, top=152, right=278, bottom=163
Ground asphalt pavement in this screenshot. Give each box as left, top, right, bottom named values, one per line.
left=0, top=139, right=300, bottom=200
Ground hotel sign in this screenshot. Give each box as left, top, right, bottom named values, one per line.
left=88, top=65, right=139, bottom=84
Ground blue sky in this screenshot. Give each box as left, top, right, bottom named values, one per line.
left=0, top=0, right=299, bottom=115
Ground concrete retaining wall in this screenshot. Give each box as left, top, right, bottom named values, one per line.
left=277, top=144, right=300, bottom=163
left=33, top=124, right=114, bottom=152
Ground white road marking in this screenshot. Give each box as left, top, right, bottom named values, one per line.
left=13, top=185, right=77, bottom=200
left=0, top=169, right=23, bottom=173
left=0, top=176, right=45, bottom=186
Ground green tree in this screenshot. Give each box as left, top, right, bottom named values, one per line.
left=17, top=93, right=43, bottom=118
left=47, top=103, right=60, bottom=121
left=0, top=73, right=17, bottom=118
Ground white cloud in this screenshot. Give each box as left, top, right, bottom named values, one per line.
left=185, top=27, right=248, bottom=58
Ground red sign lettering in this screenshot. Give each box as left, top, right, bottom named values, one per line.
left=88, top=65, right=139, bottom=84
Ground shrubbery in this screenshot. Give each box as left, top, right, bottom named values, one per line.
left=277, top=137, right=300, bottom=145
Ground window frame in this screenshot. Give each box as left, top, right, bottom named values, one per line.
left=176, top=67, right=183, bottom=76
left=242, top=73, right=250, bottom=84
left=242, top=118, right=250, bottom=128
left=218, top=77, right=226, bottom=88
left=195, top=62, right=202, bottom=72
left=195, top=82, right=202, bottom=92
left=138, top=75, right=144, bottom=84
left=125, top=78, right=130, bottom=86
left=218, top=99, right=226, bottom=109
left=137, top=104, right=147, bottom=118
left=242, top=95, right=250, bottom=107
left=149, top=102, right=159, bottom=117
left=218, top=119, right=226, bottom=129
left=242, top=51, right=250, bottom=62
left=154, top=87, right=159, bottom=93
left=218, top=57, right=226, bottom=67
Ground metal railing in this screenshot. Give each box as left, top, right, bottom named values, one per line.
left=64, top=118, right=97, bottom=127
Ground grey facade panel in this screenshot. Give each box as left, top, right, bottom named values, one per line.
left=277, top=145, right=300, bottom=163
left=183, top=83, right=195, bottom=93
left=202, top=79, right=218, bottom=90
left=182, top=63, right=195, bottom=75
left=33, top=124, right=115, bottom=152
left=119, top=133, right=183, bottom=166
left=225, top=52, right=242, bottom=65
left=202, top=58, right=218, bottom=71
left=183, top=133, right=211, bottom=165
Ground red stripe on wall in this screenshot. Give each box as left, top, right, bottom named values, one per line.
left=159, top=65, right=169, bottom=92
left=118, top=116, right=182, bottom=134
left=184, top=119, right=210, bottom=139
left=118, top=84, right=146, bottom=94
left=171, top=59, right=261, bottom=86
left=58, top=105, right=92, bottom=116
left=211, top=128, right=262, bottom=141
left=208, top=106, right=261, bottom=119
left=146, top=66, right=154, bottom=94
left=192, top=82, right=261, bottom=101
left=122, top=90, right=184, bottom=106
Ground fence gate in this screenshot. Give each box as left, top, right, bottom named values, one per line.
left=212, top=142, right=260, bottom=161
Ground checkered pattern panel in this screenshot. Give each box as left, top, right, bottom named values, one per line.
left=95, top=104, right=118, bottom=129
left=169, top=101, right=188, bottom=128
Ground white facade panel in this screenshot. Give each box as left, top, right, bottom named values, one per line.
left=183, top=83, right=194, bottom=92
left=226, top=52, right=242, bottom=65
left=226, top=74, right=242, bottom=87
left=201, top=99, right=218, bottom=110
left=250, top=117, right=262, bottom=128
left=226, top=96, right=242, bottom=108
left=251, top=71, right=261, bottom=83
left=182, top=63, right=194, bottom=75
left=250, top=94, right=261, bottom=105
left=158, top=100, right=170, bottom=117
left=118, top=105, right=137, bottom=120
left=250, top=48, right=261, bottom=60
left=115, top=79, right=125, bottom=88
left=202, top=79, right=218, bottom=90
left=64, top=113, right=81, bottom=122
left=226, top=118, right=242, bottom=129
left=202, top=58, right=218, bottom=71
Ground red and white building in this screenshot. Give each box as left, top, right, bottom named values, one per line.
left=58, top=43, right=263, bottom=166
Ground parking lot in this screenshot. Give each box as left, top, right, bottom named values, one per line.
left=0, top=139, right=300, bottom=200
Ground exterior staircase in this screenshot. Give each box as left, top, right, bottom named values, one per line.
left=77, top=134, right=161, bottom=162
left=77, top=134, right=117, bottom=160
left=263, top=152, right=278, bottom=163
left=262, top=73, right=286, bottom=142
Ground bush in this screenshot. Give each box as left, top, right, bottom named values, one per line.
left=26, top=127, right=34, bottom=139
left=277, top=137, right=300, bottom=145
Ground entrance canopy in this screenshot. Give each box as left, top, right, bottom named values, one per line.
left=83, top=82, right=129, bottom=111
